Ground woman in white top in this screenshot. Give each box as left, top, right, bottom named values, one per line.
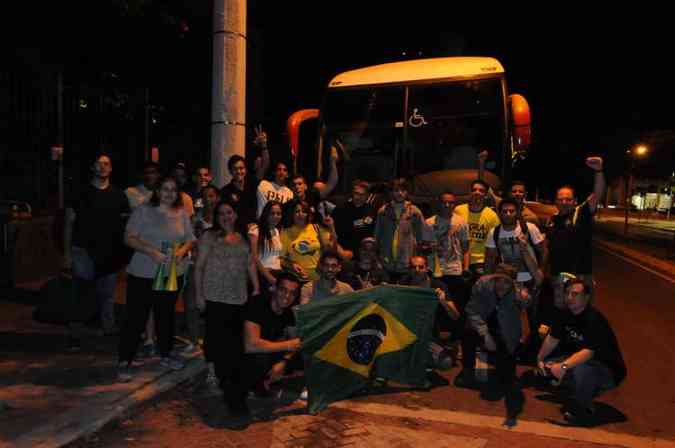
left=249, top=200, right=283, bottom=289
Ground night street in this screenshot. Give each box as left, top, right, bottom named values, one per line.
left=3, top=5, right=675, bottom=448
left=59, top=245, right=674, bottom=448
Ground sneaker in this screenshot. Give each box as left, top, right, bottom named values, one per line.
left=562, top=403, right=595, bottom=426
left=453, top=369, right=479, bottom=390
left=298, top=388, right=308, bottom=401
left=160, top=356, right=185, bottom=371
left=66, top=335, right=81, bottom=352
left=371, top=377, right=388, bottom=388
left=562, top=410, right=593, bottom=426
left=117, top=363, right=133, bottom=382
left=182, top=342, right=201, bottom=355
left=225, top=399, right=251, bottom=430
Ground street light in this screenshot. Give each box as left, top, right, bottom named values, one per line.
left=624, top=144, right=649, bottom=235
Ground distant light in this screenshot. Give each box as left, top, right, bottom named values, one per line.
left=402, top=51, right=407, bottom=56
left=634, top=145, right=648, bottom=156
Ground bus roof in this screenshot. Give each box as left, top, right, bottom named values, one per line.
left=328, top=57, right=504, bottom=88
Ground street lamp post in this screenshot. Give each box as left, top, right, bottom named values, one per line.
left=624, top=144, right=648, bottom=235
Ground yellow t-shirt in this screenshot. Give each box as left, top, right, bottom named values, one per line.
left=280, top=224, right=331, bottom=282
left=455, top=203, right=500, bottom=265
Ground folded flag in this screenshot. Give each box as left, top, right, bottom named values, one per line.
left=296, top=284, right=437, bottom=413
left=152, top=241, right=179, bottom=292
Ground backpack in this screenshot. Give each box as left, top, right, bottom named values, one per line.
left=33, top=275, right=98, bottom=325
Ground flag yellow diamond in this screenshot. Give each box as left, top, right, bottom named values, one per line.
left=314, top=302, right=417, bottom=377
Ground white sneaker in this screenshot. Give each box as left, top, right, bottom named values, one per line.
left=160, top=356, right=185, bottom=371
left=116, top=363, right=133, bottom=383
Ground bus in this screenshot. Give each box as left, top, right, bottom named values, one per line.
left=287, top=56, right=531, bottom=208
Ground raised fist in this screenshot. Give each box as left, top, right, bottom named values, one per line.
left=585, top=156, right=603, bottom=172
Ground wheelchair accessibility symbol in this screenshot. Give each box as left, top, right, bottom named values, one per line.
left=408, top=108, right=428, bottom=128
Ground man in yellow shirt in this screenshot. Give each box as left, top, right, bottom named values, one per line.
left=455, top=180, right=500, bottom=277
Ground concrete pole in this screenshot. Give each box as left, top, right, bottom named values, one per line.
left=211, top=0, right=246, bottom=188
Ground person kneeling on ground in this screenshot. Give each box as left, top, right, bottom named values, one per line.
left=399, top=255, right=460, bottom=376
left=235, top=273, right=303, bottom=416
left=536, top=278, right=626, bottom=426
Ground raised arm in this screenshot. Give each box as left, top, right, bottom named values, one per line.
left=314, top=146, right=340, bottom=199
left=585, top=156, right=605, bottom=214
left=253, top=125, right=270, bottom=181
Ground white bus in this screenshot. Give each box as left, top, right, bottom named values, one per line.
left=287, top=56, right=532, bottom=203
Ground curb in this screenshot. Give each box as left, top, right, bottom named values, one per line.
left=11, top=358, right=208, bottom=448
left=593, top=238, right=675, bottom=282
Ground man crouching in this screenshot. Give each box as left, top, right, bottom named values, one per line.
left=537, top=278, right=626, bottom=426
left=234, top=273, right=303, bottom=419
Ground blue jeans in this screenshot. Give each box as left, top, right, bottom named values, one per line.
left=546, top=357, right=616, bottom=409
left=71, top=246, right=118, bottom=331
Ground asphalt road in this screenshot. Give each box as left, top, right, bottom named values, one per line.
left=67, top=246, right=675, bottom=448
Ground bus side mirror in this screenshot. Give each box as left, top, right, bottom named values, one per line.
left=287, top=109, right=319, bottom=158
left=509, top=94, right=531, bottom=159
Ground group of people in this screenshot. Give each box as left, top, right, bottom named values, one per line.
left=62, top=135, right=625, bottom=426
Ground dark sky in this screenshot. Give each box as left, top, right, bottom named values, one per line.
left=252, top=7, right=674, bottom=194
left=8, top=3, right=674, bottom=194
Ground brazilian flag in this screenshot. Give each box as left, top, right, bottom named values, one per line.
left=296, top=284, right=438, bottom=413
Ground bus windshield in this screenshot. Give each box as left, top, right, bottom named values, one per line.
left=319, top=78, right=506, bottom=187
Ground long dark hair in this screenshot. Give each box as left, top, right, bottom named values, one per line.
left=285, top=200, right=312, bottom=228
left=149, top=176, right=184, bottom=209
left=257, top=200, right=282, bottom=255
left=209, top=199, right=248, bottom=241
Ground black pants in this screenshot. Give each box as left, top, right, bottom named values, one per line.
left=462, top=327, right=517, bottom=387
left=205, top=301, right=246, bottom=406
left=434, top=275, right=469, bottom=340
left=118, top=274, right=183, bottom=363
left=240, top=352, right=304, bottom=394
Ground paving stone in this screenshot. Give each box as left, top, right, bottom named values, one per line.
left=341, top=427, right=370, bottom=437
left=320, top=426, right=339, bottom=439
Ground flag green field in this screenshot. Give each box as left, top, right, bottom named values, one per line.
left=296, top=284, right=438, bottom=413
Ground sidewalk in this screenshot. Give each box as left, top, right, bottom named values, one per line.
left=0, top=288, right=207, bottom=448
left=594, top=214, right=675, bottom=280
